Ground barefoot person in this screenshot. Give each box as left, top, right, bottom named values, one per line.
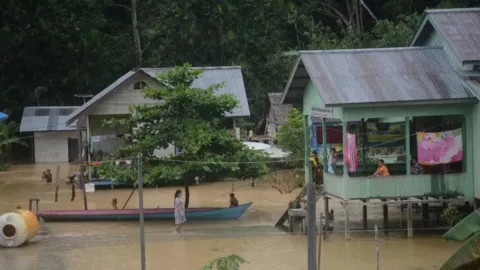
left=174, top=190, right=186, bottom=233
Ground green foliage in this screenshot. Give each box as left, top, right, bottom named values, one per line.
left=441, top=204, right=464, bottom=228
left=277, top=108, right=304, bottom=167
left=103, top=65, right=269, bottom=187
left=0, top=121, right=27, bottom=167
left=201, top=254, right=246, bottom=270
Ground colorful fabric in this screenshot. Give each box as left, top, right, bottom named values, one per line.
left=417, top=128, right=463, bottom=165
left=344, top=133, right=358, bottom=172
left=316, top=126, right=343, bottom=144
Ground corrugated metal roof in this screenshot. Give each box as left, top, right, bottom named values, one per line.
left=141, top=67, right=250, bottom=117
left=267, top=93, right=292, bottom=124
left=20, top=106, right=80, bottom=132
left=426, top=8, right=480, bottom=63
left=66, top=67, right=250, bottom=124
left=297, top=46, right=475, bottom=105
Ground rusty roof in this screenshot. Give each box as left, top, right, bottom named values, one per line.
left=283, top=47, right=476, bottom=106
left=267, top=93, right=292, bottom=124
left=411, top=8, right=480, bottom=63
left=427, top=8, right=480, bottom=63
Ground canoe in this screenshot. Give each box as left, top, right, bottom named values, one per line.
left=37, top=202, right=252, bottom=222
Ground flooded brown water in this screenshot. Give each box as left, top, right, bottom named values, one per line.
left=0, top=164, right=462, bottom=270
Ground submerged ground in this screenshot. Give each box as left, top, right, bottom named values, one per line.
left=0, top=164, right=461, bottom=270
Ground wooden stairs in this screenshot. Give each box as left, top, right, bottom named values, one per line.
left=275, top=185, right=324, bottom=232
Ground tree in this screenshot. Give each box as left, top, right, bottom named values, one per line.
left=277, top=108, right=304, bottom=167
left=0, top=122, right=27, bottom=168
left=201, top=254, right=246, bottom=270
left=105, top=64, right=268, bottom=208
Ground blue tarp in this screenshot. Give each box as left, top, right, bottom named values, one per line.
left=0, top=111, right=8, bottom=120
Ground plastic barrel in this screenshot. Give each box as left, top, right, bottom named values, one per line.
left=0, top=210, right=40, bottom=248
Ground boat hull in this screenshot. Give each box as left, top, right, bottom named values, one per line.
left=37, top=203, right=252, bottom=222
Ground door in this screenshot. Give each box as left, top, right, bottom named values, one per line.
left=68, top=138, right=79, bottom=162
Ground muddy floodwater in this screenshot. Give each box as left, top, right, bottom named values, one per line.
left=0, top=164, right=461, bottom=270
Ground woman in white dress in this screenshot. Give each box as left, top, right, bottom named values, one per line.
left=174, top=190, right=186, bottom=233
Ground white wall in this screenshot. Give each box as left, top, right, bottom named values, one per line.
left=34, top=131, right=78, bottom=163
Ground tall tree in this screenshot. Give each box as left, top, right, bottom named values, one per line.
left=103, top=65, right=268, bottom=207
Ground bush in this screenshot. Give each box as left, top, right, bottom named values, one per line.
left=441, top=204, right=463, bottom=228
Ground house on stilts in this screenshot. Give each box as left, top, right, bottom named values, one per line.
left=280, top=7, right=480, bottom=239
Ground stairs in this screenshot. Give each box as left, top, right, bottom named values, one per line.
left=275, top=185, right=324, bottom=231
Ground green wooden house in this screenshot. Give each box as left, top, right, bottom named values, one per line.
left=280, top=8, right=480, bottom=236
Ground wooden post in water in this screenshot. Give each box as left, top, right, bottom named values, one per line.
left=407, top=203, right=413, bottom=238
left=375, top=225, right=379, bottom=270
left=344, top=201, right=350, bottom=240
left=54, top=165, right=60, bottom=202
left=317, top=213, right=323, bottom=270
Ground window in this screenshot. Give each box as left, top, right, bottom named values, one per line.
left=134, top=81, right=148, bottom=90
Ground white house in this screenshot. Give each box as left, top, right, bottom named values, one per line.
left=20, top=106, right=80, bottom=163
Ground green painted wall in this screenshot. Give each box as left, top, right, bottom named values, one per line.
left=302, top=80, right=342, bottom=123
left=302, top=79, right=476, bottom=201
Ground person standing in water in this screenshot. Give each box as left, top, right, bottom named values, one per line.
left=174, top=190, right=186, bottom=233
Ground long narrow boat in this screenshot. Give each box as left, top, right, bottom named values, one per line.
left=37, top=202, right=252, bottom=222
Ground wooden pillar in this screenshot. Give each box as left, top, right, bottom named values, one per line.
left=361, top=118, right=367, bottom=171
left=342, top=122, right=348, bottom=176
left=422, top=202, right=429, bottom=228
left=86, top=115, right=91, bottom=180
left=344, top=201, right=350, bottom=240
left=324, top=197, right=329, bottom=229
left=322, top=118, right=327, bottom=173
left=405, top=116, right=411, bottom=175
left=382, top=200, right=389, bottom=236
left=362, top=201, right=368, bottom=230
left=407, top=203, right=413, bottom=238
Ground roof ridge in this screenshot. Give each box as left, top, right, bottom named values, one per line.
left=138, top=66, right=242, bottom=71
left=426, top=7, right=480, bottom=14
left=299, top=46, right=442, bottom=55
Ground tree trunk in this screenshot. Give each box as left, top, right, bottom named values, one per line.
left=131, top=0, right=142, bottom=67
left=184, top=184, right=190, bottom=209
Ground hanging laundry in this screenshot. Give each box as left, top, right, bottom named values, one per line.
left=316, top=126, right=343, bottom=144
left=344, top=133, right=358, bottom=172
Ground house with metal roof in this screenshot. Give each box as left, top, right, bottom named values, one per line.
left=19, top=106, right=80, bottom=163
left=64, top=66, right=250, bottom=160
left=280, top=8, right=480, bottom=238
left=264, top=93, right=292, bottom=137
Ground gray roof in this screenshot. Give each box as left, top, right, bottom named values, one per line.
left=282, top=46, right=476, bottom=106
left=411, top=8, right=480, bottom=63
left=66, top=67, right=250, bottom=124
left=20, top=106, right=80, bottom=132
left=267, top=93, right=292, bottom=124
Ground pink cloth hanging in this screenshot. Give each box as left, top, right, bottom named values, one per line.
left=344, top=133, right=358, bottom=172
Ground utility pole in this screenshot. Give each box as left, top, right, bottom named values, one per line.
left=304, top=115, right=317, bottom=270
left=137, top=153, right=146, bottom=270
left=79, top=152, right=88, bottom=210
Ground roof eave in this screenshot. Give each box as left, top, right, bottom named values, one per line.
left=280, top=57, right=302, bottom=105
left=409, top=14, right=430, bottom=46
left=325, top=98, right=478, bottom=108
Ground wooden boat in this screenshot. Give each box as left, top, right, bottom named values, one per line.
left=37, top=202, right=252, bottom=222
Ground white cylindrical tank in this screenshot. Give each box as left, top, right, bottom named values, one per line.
left=0, top=209, right=40, bottom=248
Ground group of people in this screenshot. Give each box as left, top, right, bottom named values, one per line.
left=312, top=147, right=425, bottom=177
left=173, top=190, right=239, bottom=233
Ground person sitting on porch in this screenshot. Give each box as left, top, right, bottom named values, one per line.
left=371, top=159, right=390, bottom=177
left=411, top=158, right=424, bottom=174
left=328, top=148, right=337, bottom=174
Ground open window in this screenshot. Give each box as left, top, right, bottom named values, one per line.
left=134, top=81, right=148, bottom=90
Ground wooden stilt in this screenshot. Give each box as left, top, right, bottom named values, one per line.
left=407, top=203, right=413, bottom=238
left=344, top=201, right=350, bottom=240
left=362, top=201, right=368, bottom=230
left=422, top=202, right=429, bottom=228
left=382, top=200, right=389, bottom=236
left=324, top=197, right=329, bottom=229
